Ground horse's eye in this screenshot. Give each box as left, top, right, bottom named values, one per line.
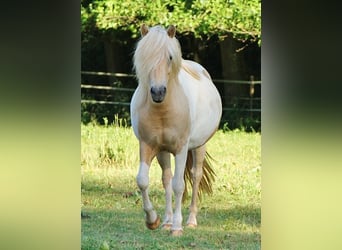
left=169, top=55, right=173, bottom=61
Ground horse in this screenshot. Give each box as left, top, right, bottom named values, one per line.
left=130, top=24, right=222, bottom=236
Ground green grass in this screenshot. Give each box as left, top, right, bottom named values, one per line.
left=81, top=120, right=261, bottom=249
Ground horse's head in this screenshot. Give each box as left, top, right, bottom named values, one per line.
left=134, top=24, right=182, bottom=103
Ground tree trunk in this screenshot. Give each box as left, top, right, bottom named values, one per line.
left=193, top=37, right=201, bottom=63
left=104, top=39, right=124, bottom=85
left=219, top=37, right=241, bottom=106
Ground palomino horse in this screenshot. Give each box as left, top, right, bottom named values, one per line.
left=130, top=24, right=222, bottom=236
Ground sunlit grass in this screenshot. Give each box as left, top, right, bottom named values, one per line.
left=81, top=120, right=261, bottom=249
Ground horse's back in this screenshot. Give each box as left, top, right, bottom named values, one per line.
left=179, top=60, right=222, bottom=149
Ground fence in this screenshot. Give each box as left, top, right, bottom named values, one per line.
left=81, top=71, right=261, bottom=130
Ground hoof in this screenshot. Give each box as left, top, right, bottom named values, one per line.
left=186, top=223, right=197, bottom=228
left=171, top=229, right=183, bottom=236
left=161, top=223, right=172, bottom=230
left=145, top=215, right=160, bottom=230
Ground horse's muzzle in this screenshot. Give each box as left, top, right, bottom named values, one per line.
left=150, top=86, right=166, bottom=103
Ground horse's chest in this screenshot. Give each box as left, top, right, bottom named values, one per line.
left=157, top=128, right=188, bottom=154
left=139, top=116, right=190, bottom=154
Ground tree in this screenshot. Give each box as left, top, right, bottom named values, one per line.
left=82, top=0, right=260, bottom=42
left=82, top=0, right=260, bottom=77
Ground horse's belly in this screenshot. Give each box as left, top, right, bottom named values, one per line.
left=179, top=61, right=222, bottom=149
left=181, top=80, right=222, bottom=149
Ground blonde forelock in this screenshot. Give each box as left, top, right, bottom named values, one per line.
left=134, top=26, right=182, bottom=85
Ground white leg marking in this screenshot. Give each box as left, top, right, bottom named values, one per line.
left=136, top=161, right=157, bottom=224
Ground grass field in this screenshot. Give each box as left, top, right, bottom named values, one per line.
left=81, top=120, right=261, bottom=249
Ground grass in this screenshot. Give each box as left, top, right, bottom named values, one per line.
left=81, top=119, right=261, bottom=249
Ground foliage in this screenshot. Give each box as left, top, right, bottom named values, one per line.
left=221, top=111, right=261, bottom=132
left=82, top=0, right=261, bottom=43
left=81, top=122, right=261, bottom=249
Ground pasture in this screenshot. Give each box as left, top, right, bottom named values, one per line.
left=81, top=119, right=261, bottom=249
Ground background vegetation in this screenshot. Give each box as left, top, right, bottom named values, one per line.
left=82, top=0, right=260, bottom=41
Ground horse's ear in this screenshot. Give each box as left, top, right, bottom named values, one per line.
left=140, top=24, right=149, bottom=37
left=167, top=25, right=176, bottom=38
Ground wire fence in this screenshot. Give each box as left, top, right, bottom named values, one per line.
left=81, top=71, right=261, bottom=130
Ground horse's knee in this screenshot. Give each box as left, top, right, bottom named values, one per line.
left=191, top=166, right=203, bottom=181
left=172, top=177, right=185, bottom=195
left=136, top=173, right=149, bottom=190
left=137, top=162, right=150, bottom=190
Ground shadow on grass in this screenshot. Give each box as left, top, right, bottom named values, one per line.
left=201, top=205, right=261, bottom=228
left=81, top=204, right=260, bottom=249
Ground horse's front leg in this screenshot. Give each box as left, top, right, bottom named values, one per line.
left=136, top=141, right=160, bottom=230
left=171, top=143, right=189, bottom=236
left=157, top=151, right=173, bottom=229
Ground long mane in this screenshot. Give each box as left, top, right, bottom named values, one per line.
left=133, top=25, right=182, bottom=85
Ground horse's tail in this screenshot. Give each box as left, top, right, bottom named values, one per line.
left=183, top=151, right=216, bottom=202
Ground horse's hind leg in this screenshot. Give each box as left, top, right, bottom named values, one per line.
left=187, top=144, right=206, bottom=227
left=157, top=151, right=173, bottom=229
left=136, top=141, right=160, bottom=230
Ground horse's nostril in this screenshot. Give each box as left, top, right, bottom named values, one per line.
left=151, top=86, right=166, bottom=95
